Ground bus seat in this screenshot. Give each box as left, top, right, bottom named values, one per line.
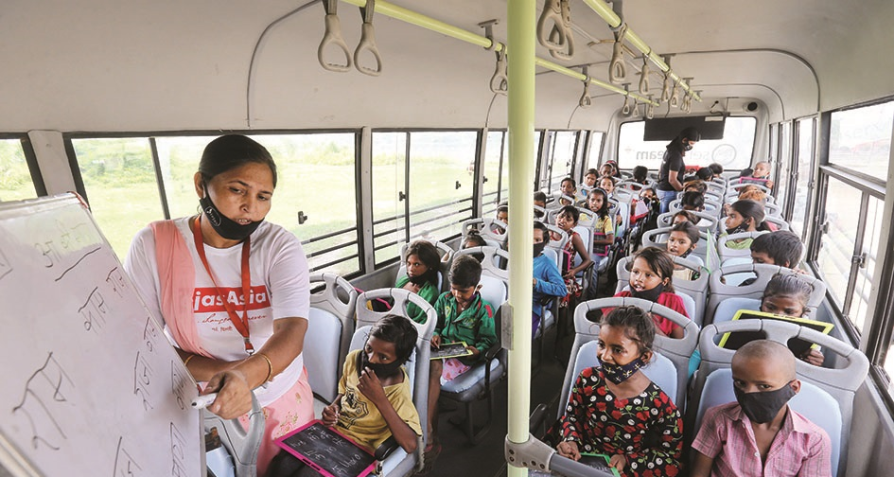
left=717, top=231, right=769, bottom=261
left=397, top=265, right=444, bottom=293
left=763, top=214, right=790, bottom=231
left=691, top=320, right=870, bottom=477
left=568, top=297, right=699, bottom=407
left=455, top=246, right=509, bottom=282
left=705, top=264, right=827, bottom=325
left=764, top=201, right=782, bottom=217
left=616, top=256, right=708, bottom=326
left=726, top=182, right=772, bottom=197
left=305, top=273, right=358, bottom=413
left=711, top=297, right=761, bottom=325
left=656, top=210, right=720, bottom=234
left=643, top=226, right=719, bottom=270
left=461, top=218, right=507, bottom=247
left=545, top=223, right=568, bottom=251
left=400, top=240, right=455, bottom=264
left=439, top=275, right=507, bottom=444
left=353, top=288, right=436, bottom=476
left=720, top=256, right=753, bottom=270
left=203, top=392, right=265, bottom=477
left=693, top=368, right=842, bottom=476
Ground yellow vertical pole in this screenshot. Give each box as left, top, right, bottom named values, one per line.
left=506, top=0, right=535, bottom=476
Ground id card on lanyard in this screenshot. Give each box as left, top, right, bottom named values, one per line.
left=192, top=216, right=255, bottom=355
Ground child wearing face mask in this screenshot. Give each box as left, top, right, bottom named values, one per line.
left=720, top=200, right=769, bottom=250
left=690, top=340, right=831, bottom=477
left=548, top=306, right=683, bottom=477
left=532, top=221, right=568, bottom=336
left=611, top=247, right=690, bottom=339
left=395, top=240, right=442, bottom=324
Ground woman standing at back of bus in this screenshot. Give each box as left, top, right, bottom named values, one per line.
left=124, top=134, right=313, bottom=476
left=657, top=127, right=701, bottom=214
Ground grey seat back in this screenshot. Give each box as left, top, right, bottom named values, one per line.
left=656, top=210, right=720, bottom=233
left=643, top=226, right=719, bottom=271
left=305, top=272, right=358, bottom=404
left=615, top=255, right=708, bottom=326
left=455, top=246, right=509, bottom=281
left=717, top=231, right=770, bottom=264
left=567, top=297, right=699, bottom=407
left=706, top=264, right=826, bottom=325
left=544, top=223, right=568, bottom=251
left=461, top=218, right=507, bottom=246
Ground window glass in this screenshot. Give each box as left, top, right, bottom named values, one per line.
left=482, top=131, right=505, bottom=218
left=371, top=132, right=408, bottom=266
left=587, top=132, right=604, bottom=171
left=408, top=131, right=476, bottom=241
left=829, top=101, right=893, bottom=180
left=71, top=138, right=163, bottom=258
left=791, top=119, right=814, bottom=238
left=775, top=122, right=792, bottom=215
left=155, top=136, right=214, bottom=218
left=815, top=177, right=860, bottom=308
left=549, top=131, right=577, bottom=192
left=617, top=117, right=755, bottom=170
left=850, top=196, right=884, bottom=333
left=0, top=139, right=37, bottom=201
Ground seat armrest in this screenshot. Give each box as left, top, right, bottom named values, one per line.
left=374, top=436, right=398, bottom=461
left=529, top=403, right=551, bottom=437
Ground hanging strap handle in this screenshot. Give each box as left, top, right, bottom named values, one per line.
left=660, top=54, right=673, bottom=102
left=638, top=54, right=651, bottom=95
left=490, top=49, right=509, bottom=95
left=579, top=66, right=592, bottom=108
left=318, top=0, right=353, bottom=73
left=621, top=83, right=632, bottom=116
left=354, top=0, right=383, bottom=76
left=609, top=23, right=628, bottom=84
left=547, top=0, right=574, bottom=60
left=537, top=0, right=566, bottom=51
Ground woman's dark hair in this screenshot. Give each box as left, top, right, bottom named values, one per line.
left=729, top=199, right=767, bottom=231
left=370, top=314, right=418, bottom=363
left=601, top=305, right=656, bottom=354
left=533, top=220, right=549, bottom=237
left=199, top=134, right=278, bottom=187
left=670, top=221, right=700, bottom=246
left=762, top=274, right=813, bottom=316
left=587, top=188, right=610, bottom=219
left=679, top=127, right=701, bottom=142
left=630, top=246, right=676, bottom=293
left=405, top=240, right=441, bottom=286
left=632, top=166, right=648, bottom=182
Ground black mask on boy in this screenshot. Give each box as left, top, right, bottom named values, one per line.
left=533, top=241, right=547, bottom=258
left=359, top=349, right=405, bottom=378
left=734, top=381, right=797, bottom=424
left=199, top=190, right=262, bottom=241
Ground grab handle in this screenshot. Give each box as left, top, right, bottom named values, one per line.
left=318, top=1, right=352, bottom=73
left=354, top=0, right=383, bottom=76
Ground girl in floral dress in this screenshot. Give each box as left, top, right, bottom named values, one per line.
left=547, top=306, right=683, bottom=477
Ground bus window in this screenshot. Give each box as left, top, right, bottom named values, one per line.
left=70, top=137, right=163, bottom=258
left=371, top=132, right=408, bottom=266
left=790, top=118, right=815, bottom=239
left=815, top=177, right=861, bottom=314
left=774, top=122, right=793, bottom=217
left=586, top=132, right=605, bottom=171
left=829, top=101, right=894, bottom=181
left=850, top=196, right=884, bottom=331
left=0, top=138, right=39, bottom=202
left=617, top=117, right=755, bottom=170
left=547, top=131, right=576, bottom=192
left=482, top=131, right=506, bottom=217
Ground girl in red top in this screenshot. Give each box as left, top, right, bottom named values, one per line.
left=613, top=247, right=689, bottom=338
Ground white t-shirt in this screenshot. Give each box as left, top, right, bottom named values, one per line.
left=124, top=217, right=310, bottom=406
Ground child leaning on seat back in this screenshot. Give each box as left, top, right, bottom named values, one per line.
left=427, top=255, right=497, bottom=447
left=760, top=274, right=825, bottom=366
left=610, top=247, right=690, bottom=339
left=666, top=221, right=700, bottom=281
left=547, top=306, right=684, bottom=477
left=690, top=340, right=831, bottom=477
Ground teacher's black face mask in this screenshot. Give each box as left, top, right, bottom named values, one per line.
left=199, top=188, right=262, bottom=242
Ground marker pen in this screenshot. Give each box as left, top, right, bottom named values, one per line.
left=192, top=393, right=218, bottom=410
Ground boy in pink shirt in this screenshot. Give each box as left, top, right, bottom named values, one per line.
left=690, top=340, right=831, bottom=477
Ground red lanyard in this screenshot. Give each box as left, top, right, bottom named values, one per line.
left=192, top=216, right=254, bottom=355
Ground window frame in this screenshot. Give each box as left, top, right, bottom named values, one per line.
left=63, top=129, right=365, bottom=278
left=0, top=133, right=46, bottom=198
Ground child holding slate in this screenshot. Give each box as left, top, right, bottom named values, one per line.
left=426, top=255, right=497, bottom=458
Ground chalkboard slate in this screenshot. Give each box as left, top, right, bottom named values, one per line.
left=430, top=342, right=472, bottom=360
left=0, top=194, right=202, bottom=476
left=275, top=421, right=375, bottom=477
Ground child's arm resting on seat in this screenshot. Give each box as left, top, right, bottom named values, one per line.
left=357, top=369, right=419, bottom=453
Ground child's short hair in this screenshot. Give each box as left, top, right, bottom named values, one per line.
left=708, top=163, right=724, bottom=175
left=670, top=221, right=700, bottom=246
left=496, top=204, right=509, bottom=215
left=633, top=165, right=648, bottom=182
left=751, top=231, right=803, bottom=268
left=449, top=254, right=482, bottom=288
left=463, top=231, right=487, bottom=248
left=585, top=168, right=599, bottom=177
left=533, top=191, right=548, bottom=203
left=762, top=274, right=812, bottom=310
left=533, top=220, right=549, bottom=236
left=672, top=210, right=697, bottom=224
left=600, top=305, right=656, bottom=354
left=557, top=205, right=580, bottom=224
left=561, top=177, right=576, bottom=188
left=734, top=340, right=796, bottom=380
left=370, top=315, right=418, bottom=363
left=630, top=247, right=676, bottom=293
left=681, top=191, right=705, bottom=210
left=405, top=240, right=441, bottom=286
left=696, top=167, right=714, bottom=181
left=683, top=180, right=708, bottom=194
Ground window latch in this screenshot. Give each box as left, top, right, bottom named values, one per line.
left=398, top=191, right=406, bottom=201
left=820, top=221, right=830, bottom=234
left=297, top=211, right=308, bottom=225
left=852, top=253, right=867, bottom=268
left=483, top=176, right=489, bottom=183
left=455, top=181, right=462, bottom=190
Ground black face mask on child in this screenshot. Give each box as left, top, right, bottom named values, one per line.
left=734, top=381, right=797, bottom=424
left=631, top=282, right=665, bottom=303
left=359, top=348, right=405, bottom=378
left=533, top=241, right=547, bottom=258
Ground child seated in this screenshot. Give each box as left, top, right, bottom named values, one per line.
left=631, top=187, right=656, bottom=224
left=681, top=190, right=705, bottom=212
left=560, top=178, right=577, bottom=205
left=691, top=340, right=831, bottom=477
left=582, top=168, right=599, bottom=189
left=696, top=167, right=715, bottom=182
left=736, top=161, right=775, bottom=188
left=534, top=191, right=548, bottom=218
left=750, top=231, right=804, bottom=269
left=551, top=206, right=593, bottom=307
left=760, top=274, right=825, bottom=366
left=548, top=306, right=683, bottom=477
left=666, top=221, right=700, bottom=281
left=612, top=247, right=690, bottom=338
left=396, top=240, right=441, bottom=324
left=672, top=210, right=697, bottom=226
left=584, top=188, right=615, bottom=298
left=683, top=179, right=708, bottom=195
left=721, top=200, right=769, bottom=250
left=533, top=221, right=567, bottom=335
left=632, top=165, right=649, bottom=185
left=427, top=255, right=497, bottom=449
left=461, top=231, right=487, bottom=262
left=493, top=204, right=508, bottom=234
left=326, top=315, right=421, bottom=453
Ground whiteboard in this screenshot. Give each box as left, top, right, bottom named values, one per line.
left=0, top=194, right=202, bottom=477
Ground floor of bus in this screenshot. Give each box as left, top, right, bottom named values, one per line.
left=427, top=325, right=575, bottom=477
